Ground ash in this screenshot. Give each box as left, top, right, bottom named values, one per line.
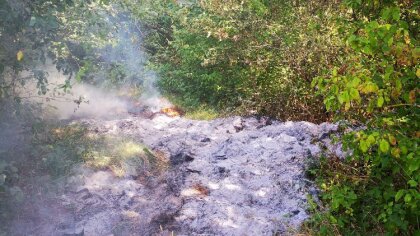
left=10, top=113, right=340, bottom=236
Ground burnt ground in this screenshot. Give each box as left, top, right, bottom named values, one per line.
left=6, top=111, right=341, bottom=236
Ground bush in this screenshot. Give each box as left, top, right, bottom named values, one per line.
left=311, top=1, right=419, bottom=234
left=126, top=0, right=342, bottom=122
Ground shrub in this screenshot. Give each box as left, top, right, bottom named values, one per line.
left=126, top=0, right=342, bottom=122
left=311, top=1, right=419, bottom=234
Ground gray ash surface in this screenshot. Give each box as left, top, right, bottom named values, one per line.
left=9, top=114, right=339, bottom=236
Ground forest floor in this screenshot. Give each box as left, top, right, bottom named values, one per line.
left=5, top=103, right=341, bottom=236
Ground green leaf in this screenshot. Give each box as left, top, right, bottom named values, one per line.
left=408, top=158, right=419, bottom=172
left=404, top=194, right=412, bottom=203
left=408, top=180, right=417, bottom=188
left=360, top=140, right=369, bottom=153
left=362, top=45, right=373, bottom=55
left=348, top=35, right=358, bottom=48
left=387, top=37, right=393, bottom=47
left=350, top=88, right=360, bottom=100
left=391, top=8, right=400, bottom=21
left=382, top=7, right=400, bottom=21
left=391, top=148, right=400, bottom=158
left=311, top=77, right=320, bottom=87
left=362, top=82, right=378, bottom=93
left=382, top=8, right=391, bottom=20
left=377, top=96, right=384, bottom=107
left=395, top=190, right=405, bottom=201
left=367, top=21, right=379, bottom=29
left=379, top=139, right=390, bottom=153
left=367, top=135, right=376, bottom=145
left=338, top=91, right=350, bottom=104
left=332, top=68, right=338, bottom=76
left=350, top=77, right=361, bottom=87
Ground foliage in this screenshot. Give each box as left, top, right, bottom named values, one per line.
left=0, top=0, right=81, bottom=99
left=0, top=0, right=130, bottom=103
left=311, top=1, right=419, bottom=234
left=123, top=0, right=342, bottom=122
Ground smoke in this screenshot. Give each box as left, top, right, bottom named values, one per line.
left=14, top=65, right=127, bottom=119
left=16, top=10, right=171, bottom=120
left=139, top=72, right=172, bottom=112
left=0, top=6, right=176, bottom=236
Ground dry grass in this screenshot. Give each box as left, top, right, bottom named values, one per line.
left=83, top=137, right=169, bottom=177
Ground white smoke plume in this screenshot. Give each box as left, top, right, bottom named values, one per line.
left=16, top=10, right=171, bottom=120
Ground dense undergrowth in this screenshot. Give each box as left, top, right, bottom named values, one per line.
left=122, top=0, right=338, bottom=123
left=308, top=2, right=419, bottom=234
left=0, top=0, right=418, bottom=235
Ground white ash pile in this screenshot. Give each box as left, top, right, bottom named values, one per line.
left=9, top=112, right=339, bottom=236
left=66, top=115, right=339, bottom=235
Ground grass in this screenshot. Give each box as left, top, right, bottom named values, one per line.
left=162, top=93, right=221, bottom=120
left=83, top=137, right=169, bottom=177
left=31, top=122, right=168, bottom=178
left=184, top=106, right=219, bottom=120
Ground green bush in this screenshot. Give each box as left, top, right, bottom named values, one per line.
left=311, top=1, right=419, bottom=234
left=126, top=0, right=341, bottom=122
